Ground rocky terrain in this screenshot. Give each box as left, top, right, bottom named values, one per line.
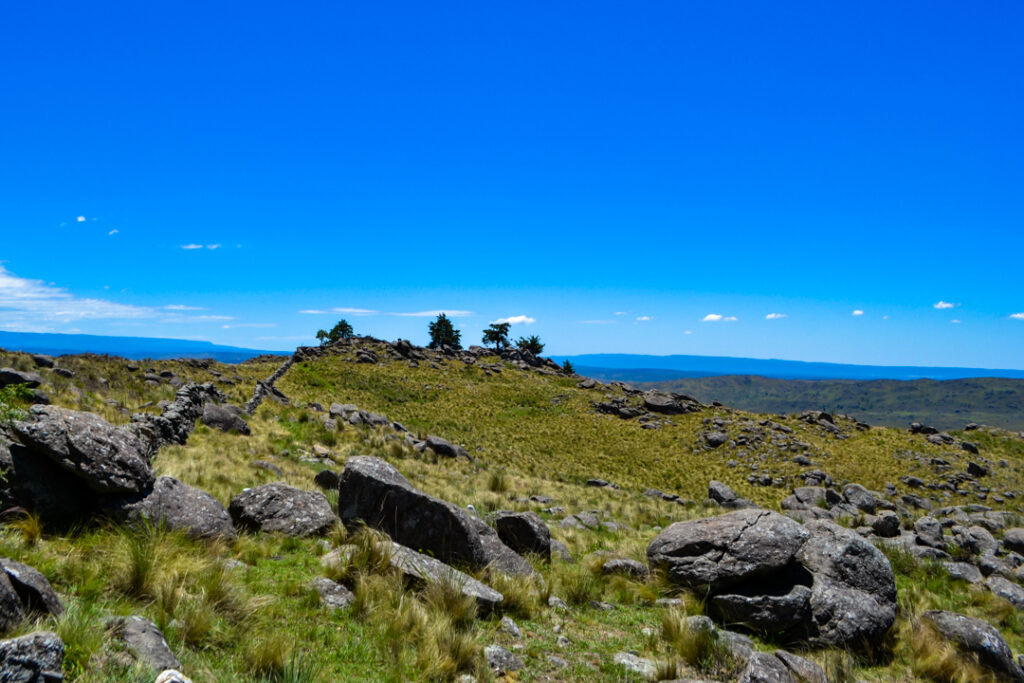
left=0, top=338, right=1023, bottom=681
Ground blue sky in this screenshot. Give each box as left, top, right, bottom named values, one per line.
left=1, top=2, right=1022, bottom=367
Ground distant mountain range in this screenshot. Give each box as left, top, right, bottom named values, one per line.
left=0, top=331, right=277, bottom=363
left=551, top=353, right=1024, bottom=382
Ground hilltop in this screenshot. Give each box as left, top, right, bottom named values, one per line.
left=0, top=337, right=1023, bottom=681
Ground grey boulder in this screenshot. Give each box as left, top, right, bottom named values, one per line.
left=200, top=403, right=250, bottom=435
left=0, top=558, right=63, bottom=617
left=493, top=511, right=551, bottom=561
left=0, top=368, right=43, bottom=389
left=229, top=482, right=335, bottom=537
left=921, top=610, right=1024, bottom=682
left=337, top=456, right=532, bottom=575
left=109, top=476, right=235, bottom=540
left=108, top=615, right=180, bottom=671
left=0, top=631, right=64, bottom=682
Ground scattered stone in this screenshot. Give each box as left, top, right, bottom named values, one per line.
left=601, top=558, right=650, bottom=581
left=0, top=631, right=64, bottom=681
left=921, top=610, right=1024, bottom=682
left=499, top=616, right=522, bottom=638
left=871, top=512, right=901, bottom=538
left=252, top=460, right=283, bottom=476
left=310, top=577, right=355, bottom=610
left=313, top=469, right=341, bottom=490
left=200, top=403, right=250, bottom=435
left=944, top=561, right=984, bottom=584
left=494, top=511, right=551, bottom=561
left=484, top=644, right=523, bottom=674
left=986, top=575, right=1024, bottom=609
left=109, top=476, right=236, bottom=540
left=968, top=461, right=989, bottom=477
left=155, top=671, right=194, bottom=683
left=0, top=557, right=63, bottom=617
left=108, top=615, right=180, bottom=671
left=229, top=482, right=335, bottom=537
left=0, top=368, right=43, bottom=388
left=612, top=652, right=657, bottom=680
left=322, top=541, right=504, bottom=612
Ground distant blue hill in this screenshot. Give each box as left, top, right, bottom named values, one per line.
left=550, top=353, right=1024, bottom=382
left=0, top=331, right=278, bottom=363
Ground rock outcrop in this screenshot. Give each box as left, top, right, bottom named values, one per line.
left=229, top=482, right=335, bottom=537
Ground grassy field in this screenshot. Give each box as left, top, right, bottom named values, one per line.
left=1, top=342, right=1024, bottom=681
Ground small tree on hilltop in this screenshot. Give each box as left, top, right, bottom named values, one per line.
left=561, top=359, right=575, bottom=375
left=482, top=322, right=511, bottom=351
left=316, top=318, right=354, bottom=346
left=428, top=313, right=462, bottom=349
left=516, top=335, right=544, bottom=355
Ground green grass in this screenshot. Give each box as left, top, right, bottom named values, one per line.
left=1, top=342, right=1024, bottom=680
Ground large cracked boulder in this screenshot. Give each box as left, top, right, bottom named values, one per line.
left=229, top=482, right=335, bottom=537
left=322, top=540, right=504, bottom=612
left=0, top=558, right=63, bottom=618
left=337, top=456, right=532, bottom=575
left=0, top=631, right=64, bottom=681
left=921, top=610, right=1024, bottom=682
left=13, top=405, right=153, bottom=494
left=648, top=510, right=897, bottom=649
left=107, top=476, right=236, bottom=540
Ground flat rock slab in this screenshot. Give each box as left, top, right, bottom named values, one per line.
left=322, top=540, right=504, bottom=613
left=14, top=405, right=153, bottom=494
left=230, top=482, right=335, bottom=537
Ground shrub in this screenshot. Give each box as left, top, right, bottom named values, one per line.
left=428, top=313, right=462, bottom=349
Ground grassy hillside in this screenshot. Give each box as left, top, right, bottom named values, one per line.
left=639, top=375, right=1024, bottom=432
left=1, top=342, right=1024, bottom=681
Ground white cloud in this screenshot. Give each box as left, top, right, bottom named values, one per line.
left=299, top=309, right=328, bottom=315
left=181, top=244, right=204, bottom=250
left=951, top=319, right=962, bottom=324
left=765, top=313, right=787, bottom=320
left=702, top=314, right=737, bottom=322
left=1010, top=313, right=1024, bottom=320
left=613, top=311, right=628, bottom=316
left=934, top=301, right=958, bottom=309
left=206, top=244, right=221, bottom=250
left=332, top=307, right=380, bottom=316
left=883, top=315, right=889, bottom=320
left=164, top=304, right=205, bottom=311
left=492, top=315, right=535, bottom=325
left=635, top=316, right=652, bottom=322
left=0, top=264, right=154, bottom=327
left=685, top=330, right=694, bottom=334
left=852, top=310, right=864, bottom=316
left=163, top=314, right=234, bottom=323
left=76, top=216, right=86, bottom=222
left=108, top=229, right=119, bottom=236
left=391, top=310, right=473, bottom=318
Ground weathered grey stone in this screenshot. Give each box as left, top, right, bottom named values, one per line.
left=494, top=511, right=551, bottom=561
left=914, top=516, right=945, bottom=548
left=0, top=368, right=43, bottom=389
left=313, top=469, right=340, bottom=490
left=612, top=652, right=657, bottom=680
left=1003, top=528, right=1024, bottom=555
left=0, top=630, right=63, bottom=682
left=229, top=482, right=335, bottom=537
left=922, top=610, right=1024, bottom=682
left=944, top=561, right=984, bottom=584
left=200, top=403, right=250, bottom=435
left=484, top=644, right=523, bottom=674
left=322, top=541, right=504, bottom=612
left=647, top=510, right=810, bottom=590
left=737, top=651, right=796, bottom=683
left=986, top=575, right=1024, bottom=609
left=108, top=476, right=235, bottom=540
left=773, top=649, right=827, bottom=683
left=108, top=615, right=180, bottom=671
left=310, top=577, right=355, bottom=611
left=711, top=584, right=812, bottom=634
left=13, top=405, right=153, bottom=494
left=337, top=457, right=532, bottom=575
left=601, top=558, right=650, bottom=581
left=0, top=571, right=25, bottom=632
left=0, top=558, right=63, bottom=617
left=871, top=511, right=901, bottom=538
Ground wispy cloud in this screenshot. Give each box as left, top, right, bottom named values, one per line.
left=332, top=307, right=380, bottom=316
left=635, top=316, right=652, bottom=322
left=934, top=301, right=958, bottom=309
left=684, top=330, right=693, bottom=334
left=1011, top=313, right=1024, bottom=320
left=701, top=314, right=737, bottom=322
left=299, top=309, right=328, bottom=315
left=108, top=229, right=119, bottom=236
left=492, top=315, right=535, bottom=325
left=181, top=244, right=221, bottom=250
left=164, top=304, right=205, bottom=311
left=765, top=313, right=787, bottom=320
left=951, top=319, right=962, bottom=324
left=0, top=264, right=153, bottom=328
left=852, top=310, right=864, bottom=316
left=613, top=311, right=628, bottom=316
left=391, top=310, right=473, bottom=318
left=207, top=244, right=221, bottom=250
left=76, top=216, right=86, bottom=223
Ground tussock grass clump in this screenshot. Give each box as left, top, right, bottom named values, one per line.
left=4, top=510, right=44, bottom=547
left=487, top=572, right=544, bottom=620
left=908, top=620, right=996, bottom=683
left=660, top=608, right=736, bottom=677
left=325, top=525, right=394, bottom=586
left=486, top=468, right=511, bottom=493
